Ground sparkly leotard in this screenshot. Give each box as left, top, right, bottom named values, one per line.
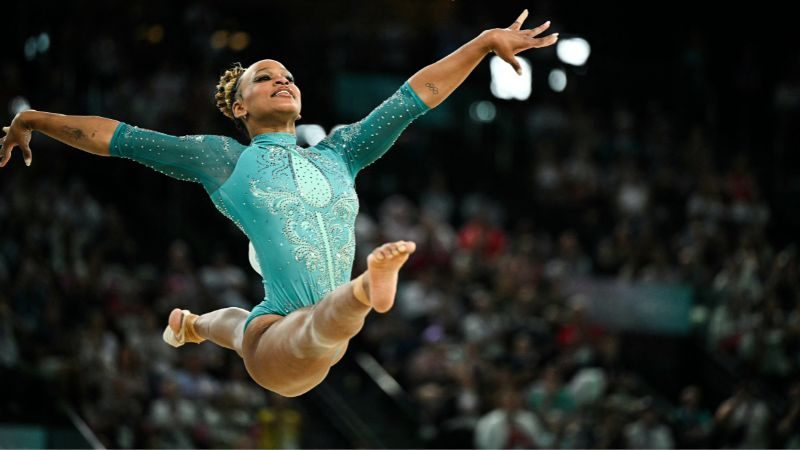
left=110, top=82, right=428, bottom=330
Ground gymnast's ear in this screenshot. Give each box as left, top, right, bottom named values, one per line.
left=232, top=100, right=248, bottom=121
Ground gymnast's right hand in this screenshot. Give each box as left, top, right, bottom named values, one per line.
left=1, top=112, right=34, bottom=168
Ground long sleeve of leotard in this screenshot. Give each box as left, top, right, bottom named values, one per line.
left=108, top=122, right=247, bottom=192
left=317, top=81, right=429, bottom=179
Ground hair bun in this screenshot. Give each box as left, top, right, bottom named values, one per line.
left=214, top=63, right=246, bottom=120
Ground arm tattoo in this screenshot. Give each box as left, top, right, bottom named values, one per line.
left=425, top=82, right=440, bottom=95
left=62, top=125, right=86, bottom=141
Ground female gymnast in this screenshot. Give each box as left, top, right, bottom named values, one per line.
left=1, top=10, right=557, bottom=396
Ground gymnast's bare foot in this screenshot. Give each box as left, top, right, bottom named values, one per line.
left=363, top=240, right=416, bottom=313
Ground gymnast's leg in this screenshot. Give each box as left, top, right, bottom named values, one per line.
left=165, top=240, right=415, bottom=396
left=241, top=240, right=415, bottom=396
left=165, top=307, right=249, bottom=356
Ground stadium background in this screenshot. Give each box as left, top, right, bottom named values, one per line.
left=1, top=0, right=798, bottom=448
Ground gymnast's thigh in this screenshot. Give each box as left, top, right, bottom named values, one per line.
left=240, top=308, right=341, bottom=397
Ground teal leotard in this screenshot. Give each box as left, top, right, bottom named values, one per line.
left=110, top=82, right=428, bottom=330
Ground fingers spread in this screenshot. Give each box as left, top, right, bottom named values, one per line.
left=527, top=20, right=551, bottom=37
left=536, top=33, right=559, bottom=48
left=509, top=9, right=529, bottom=30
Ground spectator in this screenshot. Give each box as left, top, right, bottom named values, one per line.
left=474, top=387, right=554, bottom=449
left=715, top=383, right=771, bottom=449
left=672, top=385, right=713, bottom=449
left=776, top=383, right=800, bottom=448
left=623, top=399, right=675, bottom=449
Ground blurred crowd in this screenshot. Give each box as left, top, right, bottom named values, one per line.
left=3, top=0, right=800, bottom=449
left=0, top=175, right=304, bottom=448
left=356, top=148, right=800, bottom=448
left=2, top=128, right=798, bottom=447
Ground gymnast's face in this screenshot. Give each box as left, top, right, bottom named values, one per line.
left=232, top=59, right=302, bottom=126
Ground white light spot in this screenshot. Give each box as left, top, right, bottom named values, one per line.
left=556, top=37, right=591, bottom=66
left=548, top=68, right=567, bottom=92
left=37, top=33, right=50, bottom=53
left=10, top=96, right=31, bottom=115
left=489, top=56, right=532, bottom=100
left=24, top=37, right=37, bottom=61
left=469, top=100, right=497, bottom=122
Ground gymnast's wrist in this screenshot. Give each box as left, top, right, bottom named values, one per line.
left=15, top=110, right=39, bottom=131
left=475, top=28, right=497, bottom=56
left=477, top=29, right=502, bottom=55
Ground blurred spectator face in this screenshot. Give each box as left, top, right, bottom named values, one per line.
left=568, top=304, right=587, bottom=324
left=232, top=59, right=302, bottom=128
left=470, top=289, right=493, bottom=313
left=414, top=382, right=448, bottom=416
left=168, top=240, right=191, bottom=271
left=680, top=385, right=701, bottom=409
left=497, top=388, right=523, bottom=412
left=643, top=407, right=659, bottom=427
left=542, top=366, right=562, bottom=391
left=512, top=333, right=533, bottom=355
left=161, top=379, right=179, bottom=399
left=559, top=231, right=580, bottom=257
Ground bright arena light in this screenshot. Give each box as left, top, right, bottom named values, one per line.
left=210, top=30, right=228, bottom=49
left=489, top=56, right=532, bottom=101
left=556, top=37, right=591, bottom=66
left=24, top=37, right=37, bottom=60
left=24, top=33, right=51, bottom=60
left=548, top=68, right=567, bottom=92
left=296, top=124, right=327, bottom=146
left=469, top=100, right=497, bottom=123
left=37, top=33, right=50, bottom=53
left=228, top=31, right=250, bottom=52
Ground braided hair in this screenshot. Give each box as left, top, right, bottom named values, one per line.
left=214, top=62, right=247, bottom=133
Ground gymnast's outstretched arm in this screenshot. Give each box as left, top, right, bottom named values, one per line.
left=408, top=9, right=558, bottom=109
left=1, top=111, right=119, bottom=166
left=1, top=110, right=243, bottom=192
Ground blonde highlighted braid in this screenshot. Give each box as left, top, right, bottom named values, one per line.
left=215, top=62, right=246, bottom=122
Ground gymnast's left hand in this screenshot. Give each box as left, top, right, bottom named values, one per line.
left=1, top=114, right=34, bottom=168
left=481, top=9, right=559, bottom=75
